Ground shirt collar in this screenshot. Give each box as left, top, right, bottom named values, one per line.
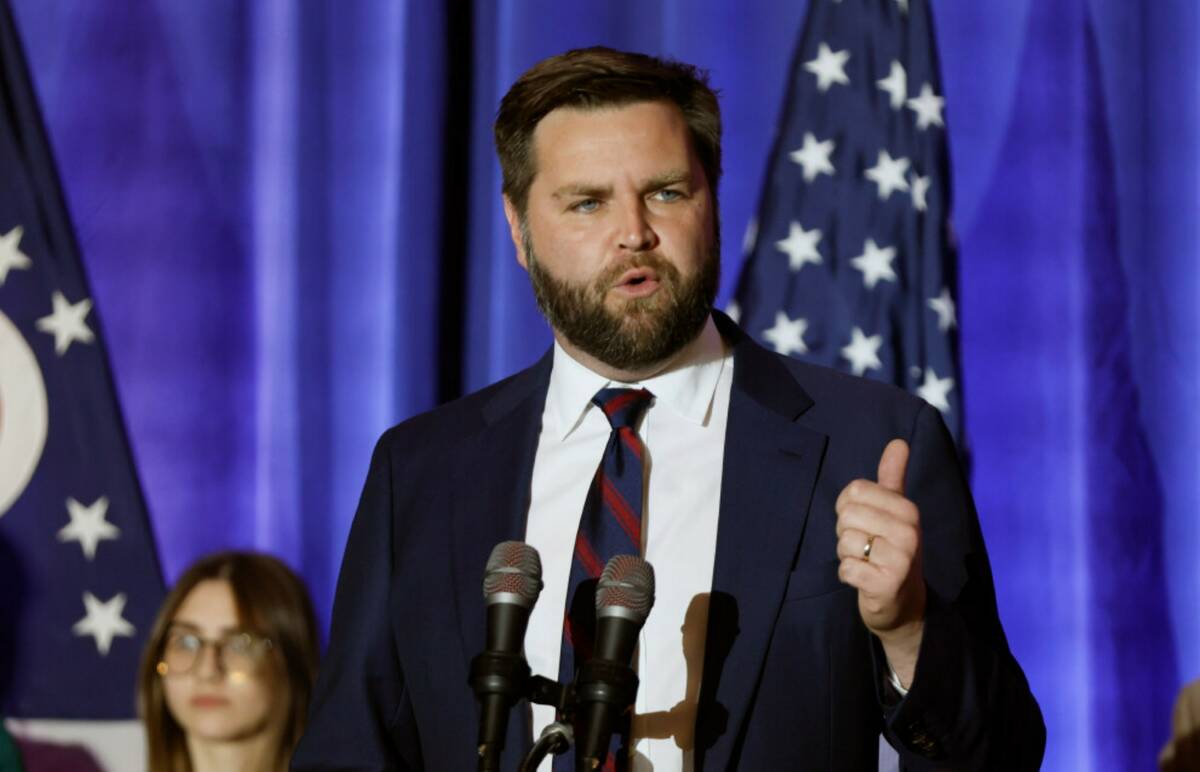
left=546, top=316, right=729, bottom=441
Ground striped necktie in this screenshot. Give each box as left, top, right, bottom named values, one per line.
left=556, top=387, right=653, bottom=772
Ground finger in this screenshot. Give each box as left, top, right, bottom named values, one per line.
left=837, top=529, right=886, bottom=565
left=838, top=554, right=884, bottom=589
left=836, top=500, right=919, bottom=549
left=837, top=528, right=909, bottom=574
left=835, top=498, right=892, bottom=538
left=877, top=438, right=909, bottom=495
left=835, top=478, right=914, bottom=520
left=836, top=527, right=873, bottom=562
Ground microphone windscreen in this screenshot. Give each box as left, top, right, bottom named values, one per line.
left=482, top=540, right=543, bottom=606
left=596, top=554, right=655, bottom=622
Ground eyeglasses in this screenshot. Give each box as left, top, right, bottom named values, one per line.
left=156, top=629, right=273, bottom=677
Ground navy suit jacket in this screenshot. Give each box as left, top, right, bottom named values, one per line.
left=293, top=315, right=1044, bottom=770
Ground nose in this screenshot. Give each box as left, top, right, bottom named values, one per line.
left=616, top=199, right=658, bottom=253
left=194, top=641, right=224, bottom=682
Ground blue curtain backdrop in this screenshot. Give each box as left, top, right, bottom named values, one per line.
left=8, top=1, right=1198, bottom=768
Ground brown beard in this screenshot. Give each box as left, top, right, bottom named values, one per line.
left=524, top=228, right=719, bottom=372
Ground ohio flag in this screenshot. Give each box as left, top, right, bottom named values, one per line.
left=0, top=1, right=163, bottom=766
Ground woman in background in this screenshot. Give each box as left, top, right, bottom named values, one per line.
left=137, top=552, right=319, bottom=772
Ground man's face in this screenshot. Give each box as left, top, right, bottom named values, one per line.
left=506, top=100, right=719, bottom=374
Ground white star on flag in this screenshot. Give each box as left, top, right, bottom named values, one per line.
left=804, top=43, right=850, bottom=92
left=910, top=173, right=931, bottom=212
left=35, top=291, right=95, bottom=356
left=732, top=0, right=965, bottom=447
left=927, top=287, right=957, bottom=331
left=72, top=592, right=135, bottom=656
left=850, top=239, right=898, bottom=289
left=57, top=496, right=120, bottom=561
left=763, top=312, right=809, bottom=356
left=775, top=221, right=823, bottom=271
left=0, top=225, right=32, bottom=286
left=907, top=83, right=945, bottom=130
left=789, top=132, right=836, bottom=182
left=877, top=61, right=907, bottom=110
left=916, top=368, right=955, bottom=413
left=841, top=327, right=883, bottom=376
left=864, top=150, right=911, bottom=200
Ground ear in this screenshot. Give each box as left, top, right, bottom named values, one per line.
left=502, top=196, right=529, bottom=272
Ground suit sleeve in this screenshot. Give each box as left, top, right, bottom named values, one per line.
left=876, top=402, right=1046, bottom=769
left=292, top=433, right=419, bottom=771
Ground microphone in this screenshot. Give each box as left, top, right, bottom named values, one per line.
left=574, top=555, right=656, bottom=771
left=469, top=541, right=543, bottom=771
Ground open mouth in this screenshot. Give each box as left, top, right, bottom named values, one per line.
left=613, top=267, right=661, bottom=296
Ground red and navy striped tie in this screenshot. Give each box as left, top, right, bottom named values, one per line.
left=556, top=387, right=653, bottom=772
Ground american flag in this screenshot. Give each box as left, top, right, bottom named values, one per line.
left=0, top=0, right=164, bottom=744
left=732, top=0, right=964, bottom=444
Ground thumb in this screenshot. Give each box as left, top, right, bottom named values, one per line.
left=877, top=438, right=909, bottom=494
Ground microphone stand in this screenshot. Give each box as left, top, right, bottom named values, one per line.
left=519, top=722, right=573, bottom=772
left=515, top=660, right=638, bottom=771
left=516, top=675, right=575, bottom=770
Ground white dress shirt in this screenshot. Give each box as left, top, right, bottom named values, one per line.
left=524, top=317, right=733, bottom=772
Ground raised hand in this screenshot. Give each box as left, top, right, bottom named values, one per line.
left=835, top=439, right=926, bottom=686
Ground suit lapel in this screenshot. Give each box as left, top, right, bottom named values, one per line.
left=449, top=351, right=552, bottom=764
left=696, top=321, right=828, bottom=770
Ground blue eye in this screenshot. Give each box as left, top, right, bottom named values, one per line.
left=571, top=199, right=600, bottom=213
left=653, top=189, right=684, bottom=202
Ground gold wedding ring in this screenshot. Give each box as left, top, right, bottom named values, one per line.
left=862, top=535, right=876, bottom=562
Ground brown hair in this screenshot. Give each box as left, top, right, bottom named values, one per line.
left=136, top=551, right=320, bottom=772
left=494, top=46, right=722, bottom=218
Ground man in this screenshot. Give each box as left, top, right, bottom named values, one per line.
left=293, top=48, right=1044, bottom=771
